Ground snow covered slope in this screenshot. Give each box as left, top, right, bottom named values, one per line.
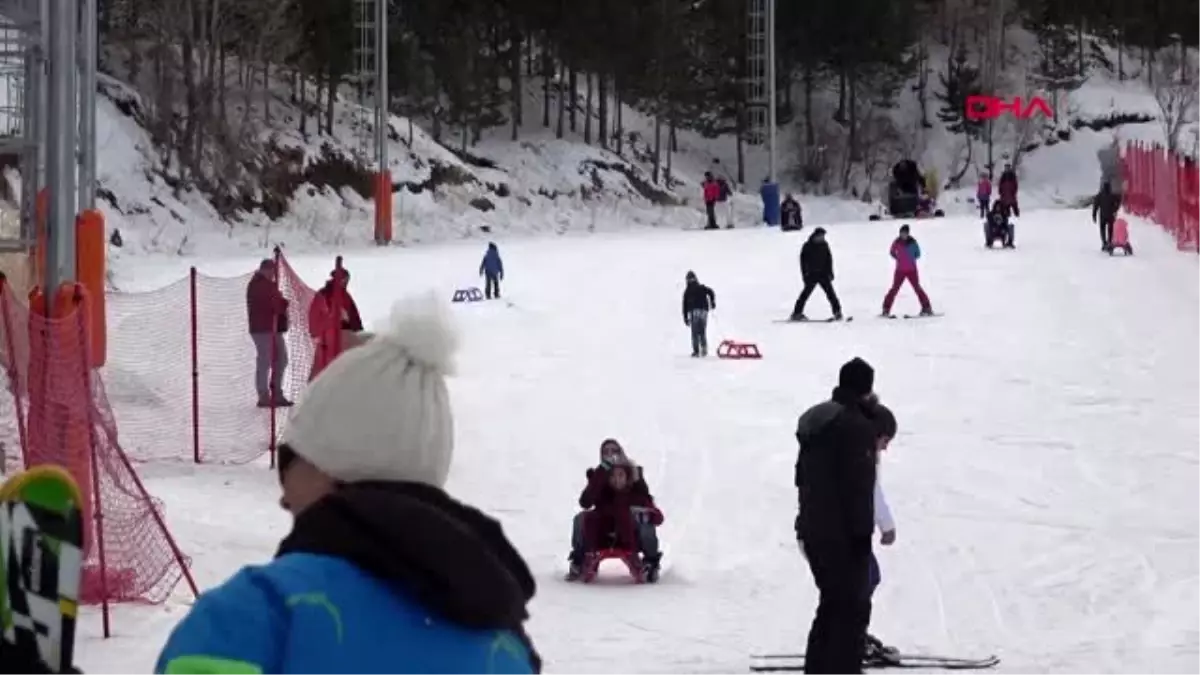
left=76, top=210, right=1198, bottom=672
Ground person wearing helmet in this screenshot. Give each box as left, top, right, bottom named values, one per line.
left=682, top=271, right=716, bottom=357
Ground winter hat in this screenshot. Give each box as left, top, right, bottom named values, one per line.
left=685, top=270, right=697, bottom=282
left=280, top=292, right=459, bottom=488
left=812, top=227, right=827, bottom=237
left=872, top=403, right=897, bottom=439
left=331, top=255, right=350, bottom=281
left=838, top=357, right=875, bottom=398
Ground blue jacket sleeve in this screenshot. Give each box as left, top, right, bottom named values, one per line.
left=910, top=241, right=921, bottom=260
left=155, top=568, right=286, bottom=674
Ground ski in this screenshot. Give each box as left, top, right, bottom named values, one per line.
left=902, top=312, right=942, bottom=319
left=775, top=317, right=854, bottom=324
left=750, top=653, right=998, bottom=671
left=0, top=465, right=86, bottom=674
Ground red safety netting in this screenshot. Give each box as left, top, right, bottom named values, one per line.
left=0, top=279, right=197, bottom=621
left=1122, top=141, right=1200, bottom=252
left=104, top=250, right=319, bottom=465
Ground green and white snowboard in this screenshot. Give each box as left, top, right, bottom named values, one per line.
left=0, top=465, right=85, bottom=673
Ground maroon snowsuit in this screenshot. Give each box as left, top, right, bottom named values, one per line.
left=578, top=466, right=661, bottom=552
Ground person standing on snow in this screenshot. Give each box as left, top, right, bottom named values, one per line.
left=793, top=357, right=881, bottom=674
left=975, top=173, right=992, bottom=218
left=479, top=242, right=504, bottom=299
left=246, top=258, right=292, bottom=407
left=790, top=227, right=843, bottom=321
left=781, top=194, right=803, bottom=231
left=682, top=270, right=716, bottom=357
left=702, top=172, right=721, bottom=230
left=156, top=293, right=541, bottom=674
left=881, top=225, right=933, bottom=318
left=1092, top=181, right=1122, bottom=251
left=998, top=163, right=1019, bottom=216
left=307, top=257, right=365, bottom=382
left=862, top=404, right=899, bottom=666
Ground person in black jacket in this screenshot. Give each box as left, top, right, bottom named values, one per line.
left=794, top=357, right=880, bottom=674
left=1092, top=181, right=1121, bottom=250
left=791, top=228, right=843, bottom=321
left=781, top=194, right=803, bottom=231
left=682, top=270, right=716, bottom=357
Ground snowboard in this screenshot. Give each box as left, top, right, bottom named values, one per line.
left=0, top=465, right=85, bottom=674
left=750, top=652, right=999, bottom=671
left=774, top=316, right=854, bottom=324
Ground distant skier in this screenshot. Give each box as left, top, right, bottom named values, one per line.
left=975, top=173, right=992, bottom=218
left=781, top=194, right=803, bottom=231
left=682, top=270, right=716, bottom=357
left=479, top=242, right=504, bottom=299
left=791, top=227, right=843, bottom=321
left=881, top=225, right=933, bottom=317
left=1092, top=181, right=1121, bottom=251
left=794, top=357, right=881, bottom=674
left=997, top=163, right=1019, bottom=216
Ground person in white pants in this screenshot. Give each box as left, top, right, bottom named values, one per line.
left=865, top=405, right=899, bottom=665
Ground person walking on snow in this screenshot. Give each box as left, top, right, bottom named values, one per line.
left=998, top=163, right=1019, bottom=216
left=881, top=225, right=933, bottom=318
left=791, top=227, right=843, bottom=321
left=794, top=358, right=881, bottom=674
left=976, top=173, right=992, bottom=218
left=479, top=242, right=504, bottom=299
left=1092, top=181, right=1121, bottom=251
left=682, top=270, right=716, bottom=357
left=156, top=293, right=541, bottom=674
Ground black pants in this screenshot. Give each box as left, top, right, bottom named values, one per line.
left=705, top=201, right=718, bottom=229
left=803, top=538, right=872, bottom=674
left=793, top=279, right=841, bottom=317
left=484, top=274, right=500, bottom=299
left=1099, top=215, right=1116, bottom=246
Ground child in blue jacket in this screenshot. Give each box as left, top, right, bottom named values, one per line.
left=480, top=242, right=504, bottom=299
left=156, top=294, right=539, bottom=674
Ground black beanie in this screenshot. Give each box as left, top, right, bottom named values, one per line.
left=838, top=357, right=875, bottom=398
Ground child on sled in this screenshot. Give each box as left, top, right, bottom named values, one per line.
left=567, top=439, right=664, bottom=582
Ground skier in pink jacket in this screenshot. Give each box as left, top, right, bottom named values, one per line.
left=881, top=225, right=933, bottom=317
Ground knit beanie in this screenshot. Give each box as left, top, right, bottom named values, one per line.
left=838, top=357, right=875, bottom=399
left=280, top=292, right=459, bottom=488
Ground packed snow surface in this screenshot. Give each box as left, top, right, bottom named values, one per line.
left=79, top=211, right=1198, bottom=673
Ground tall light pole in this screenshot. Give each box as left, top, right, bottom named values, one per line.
left=766, top=0, right=776, bottom=182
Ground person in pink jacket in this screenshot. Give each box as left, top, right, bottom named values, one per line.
left=976, top=174, right=992, bottom=218
left=881, top=225, right=933, bottom=317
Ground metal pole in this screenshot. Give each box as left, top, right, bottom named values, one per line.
left=375, top=0, right=388, bottom=171
left=20, top=42, right=41, bottom=244
left=765, top=0, right=776, bottom=182
left=37, top=0, right=48, bottom=187
left=45, top=0, right=79, bottom=304
left=78, top=0, right=97, bottom=209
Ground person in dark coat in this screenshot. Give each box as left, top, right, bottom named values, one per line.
left=1092, top=181, right=1122, bottom=250
left=791, top=228, right=843, bottom=321
left=246, top=259, right=291, bottom=407
left=479, top=242, right=504, bottom=299
left=681, top=270, right=716, bottom=357
left=781, top=194, right=803, bottom=231
left=998, top=164, right=1019, bottom=216
left=793, top=357, right=880, bottom=674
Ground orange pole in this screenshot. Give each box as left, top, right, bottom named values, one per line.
left=374, top=171, right=393, bottom=244
left=75, top=209, right=107, bottom=367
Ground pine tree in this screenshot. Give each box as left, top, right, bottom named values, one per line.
left=936, top=46, right=984, bottom=138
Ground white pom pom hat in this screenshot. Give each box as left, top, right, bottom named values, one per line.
left=281, top=291, right=459, bottom=488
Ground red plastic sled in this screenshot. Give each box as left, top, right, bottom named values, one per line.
left=580, top=548, right=645, bottom=583
left=717, top=340, right=762, bottom=359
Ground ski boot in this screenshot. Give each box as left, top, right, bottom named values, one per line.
left=832, top=312, right=844, bottom=321
left=642, top=553, right=662, bottom=583
left=863, top=634, right=901, bottom=667
left=918, top=307, right=934, bottom=317
left=789, top=313, right=808, bottom=321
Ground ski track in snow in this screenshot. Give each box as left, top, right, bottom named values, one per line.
left=75, top=213, right=1198, bottom=673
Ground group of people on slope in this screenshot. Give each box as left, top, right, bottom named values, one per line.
left=977, top=164, right=1021, bottom=249
left=246, top=243, right=505, bottom=408
left=788, top=224, right=933, bottom=321
left=795, top=357, right=900, bottom=673
left=245, top=256, right=365, bottom=408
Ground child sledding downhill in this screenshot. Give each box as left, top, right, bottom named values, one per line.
left=985, top=200, right=1015, bottom=249
left=566, top=440, right=665, bottom=583
left=479, top=242, right=504, bottom=299
left=881, top=225, right=934, bottom=318
left=682, top=271, right=716, bottom=357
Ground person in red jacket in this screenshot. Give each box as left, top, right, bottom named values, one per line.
left=307, top=257, right=364, bottom=382
left=246, top=259, right=291, bottom=407
left=702, top=172, right=721, bottom=230
left=566, top=439, right=664, bottom=581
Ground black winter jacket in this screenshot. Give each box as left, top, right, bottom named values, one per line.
left=681, top=281, right=715, bottom=321
left=794, top=386, right=879, bottom=545
left=1093, top=189, right=1121, bottom=222
left=800, top=237, right=833, bottom=283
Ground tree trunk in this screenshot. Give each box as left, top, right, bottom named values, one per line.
left=568, top=68, right=578, bottom=131
left=324, top=68, right=337, bottom=136
left=613, top=78, right=622, bottom=155
left=299, top=70, right=308, bottom=138
left=834, top=70, right=846, bottom=123
left=598, top=74, right=608, bottom=150
left=584, top=72, right=593, bottom=144
left=652, top=111, right=662, bottom=183
left=803, top=65, right=815, bottom=146
left=510, top=23, right=522, bottom=141
left=555, top=60, right=566, bottom=139
left=541, top=42, right=551, bottom=127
